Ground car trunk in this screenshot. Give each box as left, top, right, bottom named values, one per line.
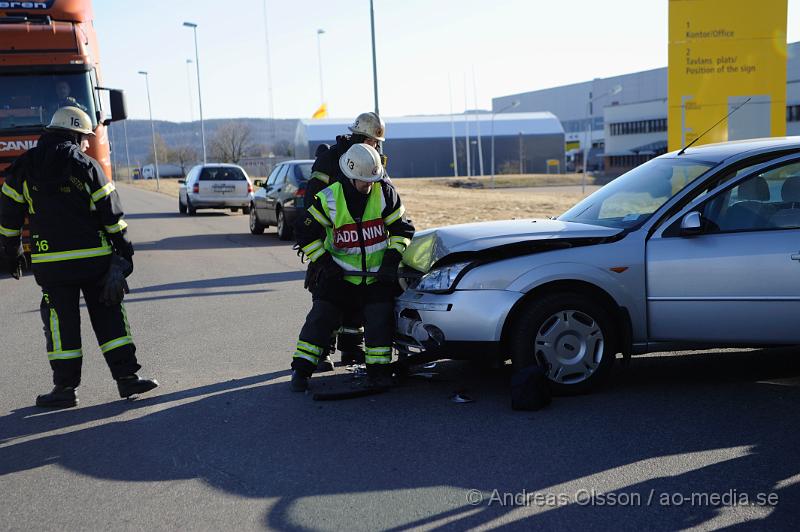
left=198, top=167, right=249, bottom=201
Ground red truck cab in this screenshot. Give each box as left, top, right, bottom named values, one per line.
left=0, top=0, right=126, bottom=253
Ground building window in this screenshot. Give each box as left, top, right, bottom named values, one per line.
left=608, top=117, right=668, bottom=136
left=787, top=104, right=800, bottom=122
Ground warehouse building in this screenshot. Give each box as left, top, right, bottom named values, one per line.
left=294, top=113, right=565, bottom=178
left=493, top=41, right=800, bottom=176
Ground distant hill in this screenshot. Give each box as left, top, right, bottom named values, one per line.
left=107, top=118, right=298, bottom=166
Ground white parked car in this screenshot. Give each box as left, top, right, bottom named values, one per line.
left=178, top=164, right=254, bottom=216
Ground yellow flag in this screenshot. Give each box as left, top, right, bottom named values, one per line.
left=312, top=103, right=327, bottom=119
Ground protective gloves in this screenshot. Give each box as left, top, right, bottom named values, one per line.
left=109, top=233, right=134, bottom=272
left=0, top=239, right=26, bottom=280
left=98, top=254, right=133, bottom=306
left=376, top=249, right=402, bottom=284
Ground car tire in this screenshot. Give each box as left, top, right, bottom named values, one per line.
left=510, top=292, right=617, bottom=395
left=242, top=206, right=251, bottom=215
left=230, top=208, right=239, bottom=213
left=179, top=199, right=187, bottom=214
left=187, top=198, right=197, bottom=216
left=249, top=204, right=265, bottom=235
left=276, top=207, right=291, bottom=241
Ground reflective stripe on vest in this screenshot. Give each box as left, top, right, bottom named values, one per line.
left=317, top=182, right=388, bottom=285
left=31, top=245, right=113, bottom=264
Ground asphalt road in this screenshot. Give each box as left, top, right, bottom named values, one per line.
left=1, top=184, right=799, bottom=531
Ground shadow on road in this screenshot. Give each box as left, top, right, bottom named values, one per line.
left=134, top=272, right=305, bottom=293
left=135, top=233, right=289, bottom=252
left=1, top=350, right=798, bottom=530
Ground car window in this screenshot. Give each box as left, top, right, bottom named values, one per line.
left=274, top=165, right=289, bottom=185
left=701, top=160, right=800, bottom=233
left=560, top=158, right=714, bottom=228
left=294, top=163, right=312, bottom=181
left=199, top=167, right=247, bottom=181
left=266, top=165, right=282, bottom=186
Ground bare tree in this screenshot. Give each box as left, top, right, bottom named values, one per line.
left=210, top=122, right=252, bottom=164
left=271, top=139, right=294, bottom=157
left=147, top=133, right=169, bottom=165
left=167, top=145, right=199, bottom=174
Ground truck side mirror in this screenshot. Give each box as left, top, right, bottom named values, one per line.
left=99, top=89, right=128, bottom=125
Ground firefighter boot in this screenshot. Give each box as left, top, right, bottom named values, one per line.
left=36, top=385, right=78, bottom=408
left=316, top=355, right=334, bottom=373
left=290, top=370, right=310, bottom=392
left=365, top=364, right=393, bottom=389
left=117, top=375, right=159, bottom=398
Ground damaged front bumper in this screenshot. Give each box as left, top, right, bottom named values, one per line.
left=394, top=288, right=524, bottom=363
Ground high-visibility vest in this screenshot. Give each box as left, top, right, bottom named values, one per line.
left=316, top=182, right=388, bottom=285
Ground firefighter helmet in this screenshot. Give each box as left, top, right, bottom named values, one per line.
left=348, top=111, right=385, bottom=142
left=47, top=106, right=95, bottom=136
left=339, top=143, right=383, bottom=182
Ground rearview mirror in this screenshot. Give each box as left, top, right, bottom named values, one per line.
left=680, top=211, right=702, bottom=235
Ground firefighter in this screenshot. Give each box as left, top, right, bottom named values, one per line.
left=291, top=143, right=414, bottom=392
left=0, top=107, right=158, bottom=408
left=300, top=112, right=388, bottom=369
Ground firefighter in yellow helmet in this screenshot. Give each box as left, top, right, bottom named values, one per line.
left=0, top=107, right=158, bottom=408
left=291, top=143, right=414, bottom=391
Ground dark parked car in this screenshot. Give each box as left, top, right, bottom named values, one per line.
left=249, top=159, right=313, bottom=240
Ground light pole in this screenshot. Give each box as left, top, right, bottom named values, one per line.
left=582, top=83, right=622, bottom=193
left=122, top=118, right=132, bottom=182
left=490, top=100, right=519, bottom=188
left=183, top=22, right=207, bottom=163
left=185, top=59, right=194, bottom=123
left=316, top=29, right=325, bottom=106
left=369, top=0, right=379, bottom=115
left=137, top=70, right=159, bottom=190
left=262, top=0, right=276, bottom=141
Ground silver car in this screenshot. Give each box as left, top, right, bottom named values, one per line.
left=396, top=137, right=800, bottom=394
left=179, top=164, right=254, bottom=216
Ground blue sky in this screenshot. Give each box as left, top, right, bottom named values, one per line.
left=94, top=0, right=800, bottom=122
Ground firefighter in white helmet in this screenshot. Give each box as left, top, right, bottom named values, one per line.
left=298, top=111, right=390, bottom=370
left=0, top=107, right=158, bottom=408
left=291, top=143, right=414, bottom=392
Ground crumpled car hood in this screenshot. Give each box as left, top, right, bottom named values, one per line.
left=402, top=218, right=623, bottom=272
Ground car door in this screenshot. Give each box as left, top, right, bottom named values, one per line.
left=264, top=164, right=289, bottom=219
left=646, top=155, right=800, bottom=344
left=254, top=165, right=279, bottom=213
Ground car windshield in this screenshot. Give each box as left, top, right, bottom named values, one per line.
left=200, top=167, right=247, bottom=181
left=559, top=157, right=716, bottom=228
left=0, top=72, right=97, bottom=131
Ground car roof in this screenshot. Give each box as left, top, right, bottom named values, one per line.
left=199, top=163, right=245, bottom=168
left=660, top=136, right=800, bottom=163
left=279, top=160, right=314, bottom=165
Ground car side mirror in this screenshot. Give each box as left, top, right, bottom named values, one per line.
left=254, top=180, right=263, bottom=188
left=680, top=211, right=703, bottom=235
left=177, top=179, right=186, bottom=185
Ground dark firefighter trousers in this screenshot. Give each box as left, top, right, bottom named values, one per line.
left=40, top=280, right=140, bottom=387
left=293, top=280, right=394, bottom=376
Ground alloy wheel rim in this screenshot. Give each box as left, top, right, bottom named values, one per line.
left=534, top=309, right=604, bottom=384
left=277, top=211, right=284, bottom=233
left=250, top=208, right=256, bottom=230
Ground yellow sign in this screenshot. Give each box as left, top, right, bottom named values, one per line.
left=668, top=0, right=787, bottom=151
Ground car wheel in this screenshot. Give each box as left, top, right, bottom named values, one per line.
left=242, top=205, right=251, bottom=215
left=249, top=204, right=265, bottom=235
left=179, top=199, right=187, bottom=214
left=510, top=292, right=617, bottom=395
left=276, top=208, right=291, bottom=241
left=187, top=198, right=197, bottom=216
left=230, top=207, right=239, bottom=213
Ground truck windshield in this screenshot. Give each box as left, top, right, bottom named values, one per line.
left=559, top=158, right=715, bottom=228
left=0, top=72, right=97, bottom=131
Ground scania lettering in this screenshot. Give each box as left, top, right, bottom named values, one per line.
left=0, top=0, right=127, bottom=255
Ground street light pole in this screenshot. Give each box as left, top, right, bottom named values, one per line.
left=316, top=29, right=325, bottom=106
left=183, top=22, right=207, bottom=163
left=122, top=118, right=132, bottom=182
left=369, top=0, right=379, bottom=116
left=137, top=70, right=160, bottom=191
left=185, top=59, right=194, bottom=123
left=490, top=100, right=518, bottom=188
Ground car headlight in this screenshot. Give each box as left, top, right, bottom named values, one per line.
left=415, top=262, right=471, bottom=292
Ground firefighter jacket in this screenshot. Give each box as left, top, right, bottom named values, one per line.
left=296, top=176, right=414, bottom=285
left=0, top=131, right=130, bottom=286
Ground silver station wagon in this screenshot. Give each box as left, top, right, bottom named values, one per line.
left=396, top=137, right=800, bottom=394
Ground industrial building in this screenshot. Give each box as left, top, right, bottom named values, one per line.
left=294, top=113, right=565, bottom=178
left=493, top=41, right=800, bottom=176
